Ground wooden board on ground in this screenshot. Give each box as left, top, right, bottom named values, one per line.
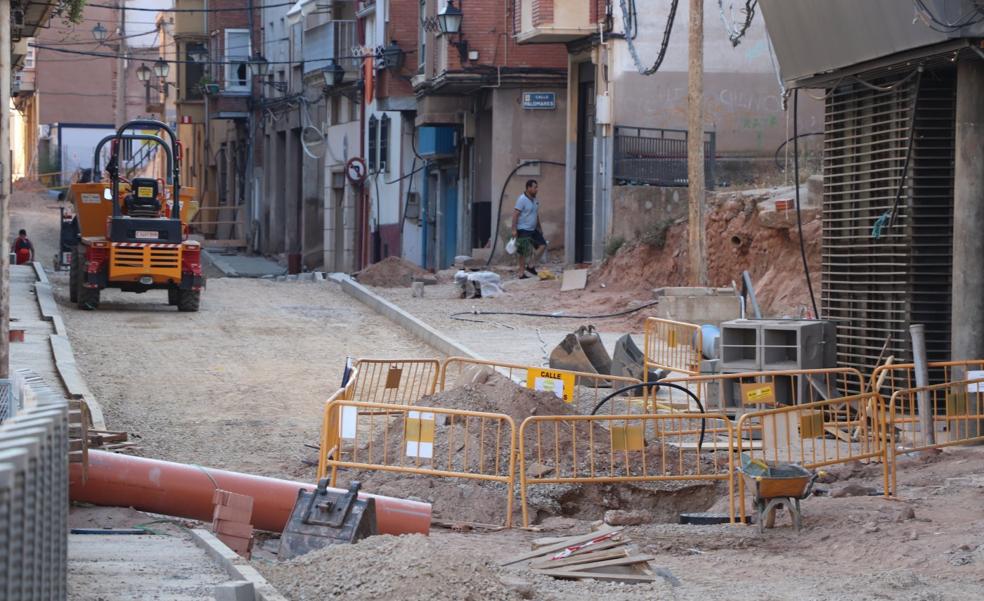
left=560, top=269, right=588, bottom=291
left=500, top=527, right=622, bottom=566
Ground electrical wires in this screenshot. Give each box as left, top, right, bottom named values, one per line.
left=792, top=90, right=820, bottom=320
left=912, top=0, right=984, bottom=33
left=718, top=0, right=758, bottom=47
left=620, top=0, right=679, bottom=76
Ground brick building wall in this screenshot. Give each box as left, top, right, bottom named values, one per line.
left=438, top=0, right=568, bottom=73
left=377, top=0, right=420, bottom=99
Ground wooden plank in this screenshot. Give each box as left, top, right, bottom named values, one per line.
left=530, top=548, right=628, bottom=570
left=531, top=569, right=656, bottom=583
left=560, top=269, right=588, bottom=292
left=35, top=282, right=58, bottom=320
left=531, top=536, right=574, bottom=549
left=824, top=425, right=855, bottom=443
left=499, top=527, right=623, bottom=566
left=537, top=538, right=626, bottom=559
left=538, top=554, right=654, bottom=573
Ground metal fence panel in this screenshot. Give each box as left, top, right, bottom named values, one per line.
left=613, top=126, right=716, bottom=188
left=0, top=370, right=70, bottom=600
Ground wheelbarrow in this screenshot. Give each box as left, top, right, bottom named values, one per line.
left=739, top=453, right=818, bottom=534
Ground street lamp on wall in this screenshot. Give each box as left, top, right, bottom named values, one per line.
left=91, top=22, right=109, bottom=44
left=381, top=40, right=406, bottom=71
left=323, top=60, right=345, bottom=87
left=137, top=62, right=170, bottom=105
left=437, top=0, right=469, bottom=62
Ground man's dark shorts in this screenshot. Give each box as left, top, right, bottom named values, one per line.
left=517, top=229, right=546, bottom=249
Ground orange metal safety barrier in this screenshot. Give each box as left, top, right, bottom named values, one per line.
left=734, top=392, right=890, bottom=521
left=440, top=357, right=643, bottom=415
left=349, top=358, right=441, bottom=404
left=517, top=412, right=735, bottom=527
left=887, top=378, right=984, bottom=492
left=871, top=359, right=984, bottom=401
left=643, top=318, right=702, bottom=377
left=661, top=367, right=867, bottom=415
left=319, top=399, right=518, bottom=527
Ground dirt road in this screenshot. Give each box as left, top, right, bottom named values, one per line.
left=12, top=190, right=440, bottom=479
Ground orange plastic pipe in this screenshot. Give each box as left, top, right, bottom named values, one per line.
left=70, top=450, right=431, bottom=535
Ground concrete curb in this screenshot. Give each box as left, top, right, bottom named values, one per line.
left=328, top=273, right=483, bottom=360
left=32, top=261, right=49, bottom=284
left=188, top=529, right=289, bottom=601
left=29, top=262, right=107, bottom=430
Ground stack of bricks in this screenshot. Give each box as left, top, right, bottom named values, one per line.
left=211, top=489, right=255, bottom=559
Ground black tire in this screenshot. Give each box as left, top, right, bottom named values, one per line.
left=177, top=289, right=200, bottom=312
left=167, top=287, right=179, bottom=306
left=78, top=284, right=100, bottom=310
left=69, top=251, right=80, bottom=303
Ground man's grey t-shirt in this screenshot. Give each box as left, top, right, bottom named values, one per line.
left=515, top=193, right=539, bottom=231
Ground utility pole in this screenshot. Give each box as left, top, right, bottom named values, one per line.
left=0, top=0, right=11, bottom=378
left=687, top=0, right=707, bottom=286
left=115, top=0, right=127, bottom=128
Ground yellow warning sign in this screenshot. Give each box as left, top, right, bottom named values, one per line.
left=137, top=187, right=154, bottom=198
left=741, top=382, right=776, bottom=405
left=611, top=424, right=646, bottom=451
left=527, top=368, right=577, bottom=404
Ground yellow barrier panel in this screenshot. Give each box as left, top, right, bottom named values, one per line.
left=517, top=412, right=735, bottom=527
left=349, top=358, right=440, bottom=404
left=643, top=318, right=702, bottom=377
left=661, top=368, right=867, bottom=415
left=887, top=378, right=984, bottom=493
left=440, top=357, right=642, bottom=416
left=320, top=399, right=517, bottom=527
left=316, top=383, right=355, bottom=479
left=734, top=393, right=890, bottom=522
left=871, top=359, right=984, bottom=400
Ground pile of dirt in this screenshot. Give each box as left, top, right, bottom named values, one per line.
left=258, top=534, right=521, bottom=601
left=333, top=371, right=719, bottom=525
left=593, top=192, right=821, bottom=318
left=355, top=256, right=432, bottom=288
left=12, top=178, right=50, bottom=194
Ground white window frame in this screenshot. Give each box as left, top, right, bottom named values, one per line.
left=224, top=29, right=251, bottom=93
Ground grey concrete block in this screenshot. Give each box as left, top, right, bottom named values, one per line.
left=214, top=581, right=256, bottom=601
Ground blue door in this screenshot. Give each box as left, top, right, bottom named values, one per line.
left=441, top=170, right=458, bottom=269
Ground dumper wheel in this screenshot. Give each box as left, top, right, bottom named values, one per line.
left=167, top=287, right=179, bottom=306
left=69, top=251, right=80, bottom=303
left=177, top=289, right=200, bottom=312
left=78, top=283, right=100, bottom=310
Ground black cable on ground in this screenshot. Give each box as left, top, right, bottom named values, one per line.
left=590, top=381, right=706, bottom=453
left=399, top=156, right=417, bottom=234
left=449, top=299, right=660, bottom=323
left=485, top=160, right=566, bottom=268
left=793, top=89, right=821, bottom=320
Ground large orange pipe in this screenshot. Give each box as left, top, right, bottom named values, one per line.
left=71, top=450, right=431, bottom=535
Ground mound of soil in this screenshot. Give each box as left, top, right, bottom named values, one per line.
left=333, top=371, right=720, bottom=525
left=258, top=534, right=521, bottom=601
left=355, top=256, right=431, bottom=288
left=593, top=192, right=821, bottom=318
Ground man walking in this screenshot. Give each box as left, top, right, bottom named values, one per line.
left=512, top=179, right=546, bottom=278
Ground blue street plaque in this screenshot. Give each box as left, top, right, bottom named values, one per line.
left=522, top=92, right=557, bottom=110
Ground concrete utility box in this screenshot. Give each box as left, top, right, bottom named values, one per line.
left=652, top=287, right=740, bottom=327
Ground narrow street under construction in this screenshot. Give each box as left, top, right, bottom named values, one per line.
left=1, top=2, right=984, bottom=601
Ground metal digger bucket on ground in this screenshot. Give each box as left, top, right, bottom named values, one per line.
left=549, top=325, right=613, bottom=381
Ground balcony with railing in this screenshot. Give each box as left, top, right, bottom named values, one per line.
left=303, top=20, right=359, bottom=80
left=514, top=0, right=597, bottom=44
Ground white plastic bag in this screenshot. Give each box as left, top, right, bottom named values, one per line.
left=505, top=237, right=517, bottom=255
left=469, top=271, right=504, bottom=298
